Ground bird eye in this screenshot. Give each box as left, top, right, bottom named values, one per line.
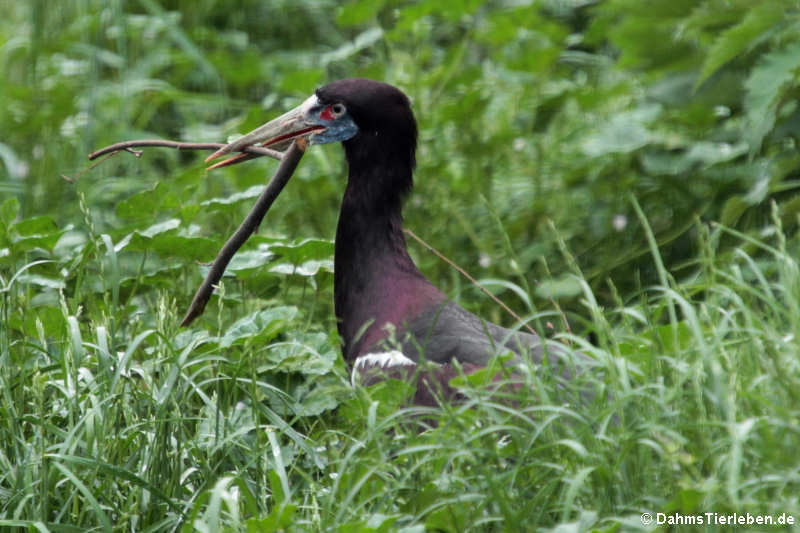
left=319, top=103, right=346, bottom=122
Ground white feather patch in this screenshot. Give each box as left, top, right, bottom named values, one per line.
left=355, top=350, right=415, bottom=370
left=351, top=351, right=416, bottom=386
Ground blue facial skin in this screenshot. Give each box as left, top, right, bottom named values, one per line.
left=309, top=115, right=358, bottom=146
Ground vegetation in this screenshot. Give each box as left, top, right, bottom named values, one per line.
left=2, top=0, right=799, bottom=531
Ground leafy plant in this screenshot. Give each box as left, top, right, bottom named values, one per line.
left=1, top=0, right=799, bottom=531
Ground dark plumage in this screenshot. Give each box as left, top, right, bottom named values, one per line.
left=317, top=80, right=578, bottom=401
left=209, top=78, right=584, bottom=404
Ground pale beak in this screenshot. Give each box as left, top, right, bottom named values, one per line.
left=205, top=96, right=324, bottom=170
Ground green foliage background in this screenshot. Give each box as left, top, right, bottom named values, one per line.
left=2, top=1, right=800, bottom=531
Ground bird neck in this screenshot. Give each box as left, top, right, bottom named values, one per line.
left=334, top=152, right=442, bottom=360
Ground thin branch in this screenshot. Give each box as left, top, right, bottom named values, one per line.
left=63, top=148, right=139, bottom=182
left=88, top=140, right=283, bottom=161
left=180, top=138, right=307, bottom=327
left=403, top=228, right=538, bottom=337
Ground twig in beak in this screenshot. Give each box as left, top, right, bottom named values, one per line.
left=88, top=140, right=283, bottom=162
left=180, top=138, right=307, bottom=326
left=85, top=136, right=304, bottom=325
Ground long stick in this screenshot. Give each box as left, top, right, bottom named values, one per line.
left=180, top=138, right=307, bottom=326
left=88, top=140, right=283, bottom=161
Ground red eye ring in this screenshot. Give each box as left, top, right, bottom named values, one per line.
left=320, top=103, right=345, bottom=121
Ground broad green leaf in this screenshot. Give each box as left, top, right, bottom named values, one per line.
left=268, top=469, right=285, bottom=506
left=21, top=306, right=65, bottom=340
left=337, top=0, right=385, bottom=26
left=269, top=259, right=333, bottom=277
left=538, top=510, right=599, bottom=533
left=267, top=374, right=344, bottom=417
left=665, top=487, right=704, bottom=513
left=117, top=264, right=185, bottom=293
left=10, top=215, right=59, bottom=236
left=321, top=27, right=384, bottom=66
left=425, top=502, right=471, bottom=532
left=396, top=0, right=483, bottom=31
left=742, top=166, right=770, bottom=205
left=219, top=307, right=298, bottom=348
left=640, top=150, right=695, bottom=176
left=268, top=238, right=334, bottom=263
left=641, top=141, right=748, bottom=175
left=200, top=184, right=264, bottom=209
left=53, top=231, right=88, bottom=260
left=696, top=3, right=782, bottom=88
left=259, top=331, right=337, bottom=375
left=226, top=244, right=275, bottom=271
left=685, top=141, right=748, bottom=167
left=245, top=503, right=297, bottom=533
left=127, top=233, right=218, bottom=261
left=340, top=378, right=414, bottom=424
left=581, top=105, right=661, bottom=157
left=744, top=41, right=800, bottom=154
left=779, top=194, right=800, bottom=223
left=652, top=321, right=692, bottom=354
left=10, top=215, right=64, bottom=251
left=365, top=514, right=399, bottom=532
left=290, top=383, right=341, bottom=417
left=0, top=196, right=19, bottom=227
left=720, top=195, right=749, bottom=227
left=115, top=218, right=181, bottom=252
left=15, top=273, right=66, bottom=290
left=116, top=182, right=180, bottom=220
left=337, top=514, right=400, bottom=533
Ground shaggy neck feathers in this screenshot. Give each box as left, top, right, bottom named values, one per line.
left=334, top=131, right=441, bottom=360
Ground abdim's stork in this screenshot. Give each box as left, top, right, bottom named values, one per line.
left=206, top=78, right=582, bottom=404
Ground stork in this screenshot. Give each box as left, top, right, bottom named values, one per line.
left=206, top=78, right=583, bottom=405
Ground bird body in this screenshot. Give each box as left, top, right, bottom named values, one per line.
left=207, top=78, right=579, bottom=403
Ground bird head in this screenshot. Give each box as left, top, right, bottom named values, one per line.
left=205, top=78, right=416, bottom=170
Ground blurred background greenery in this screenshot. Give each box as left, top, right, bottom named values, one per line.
left=3, top=1, right=800, bottom=530
left=4, top=0, right=799, bottom=329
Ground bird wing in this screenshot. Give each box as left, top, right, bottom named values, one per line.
left=397, top=300, right=573, bottom=368
left=351, top=301, right=597, bottom=406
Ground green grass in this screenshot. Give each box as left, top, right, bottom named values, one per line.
left=1, top=201, right=799, bottom=531
left=3, top=1, right=800, bottom=530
